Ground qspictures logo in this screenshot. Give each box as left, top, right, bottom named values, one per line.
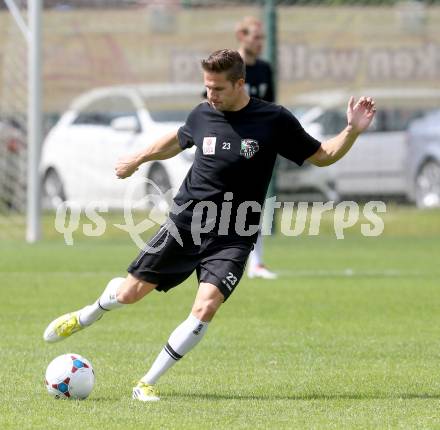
left=54, top=177, right=387, bottom=248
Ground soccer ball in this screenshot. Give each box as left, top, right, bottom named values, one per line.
left=45, top=353, right=95, bottom=399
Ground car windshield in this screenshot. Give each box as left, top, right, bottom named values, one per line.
left=148, top=110, right=192, bottom=123
left=74, top=96, right=138, bottom=127
left=294, top=106, right=430, bottom=135
left=140, top=92, right=204, bottom=123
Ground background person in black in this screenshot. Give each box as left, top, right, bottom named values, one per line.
left=236, top=16, right=274, bottom=103
left=43, top=49, right=376, bottom=402
left=236, top=16, right=277, bottom=279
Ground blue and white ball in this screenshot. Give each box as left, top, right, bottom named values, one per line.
left=45, top=354, right=95, bottom=399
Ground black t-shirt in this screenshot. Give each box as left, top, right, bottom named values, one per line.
left=245, top=59, right=274, bottom=102
left=171, top=98, right=321, bottom=239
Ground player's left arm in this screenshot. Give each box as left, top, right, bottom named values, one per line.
left=307, top=96, right=376, bottom=167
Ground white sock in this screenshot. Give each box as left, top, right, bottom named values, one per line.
left=141, top=313, right=209, bottom=385
left=249, top=232, right=264, bottom=268
left=78, top=277, right=125, bottom=326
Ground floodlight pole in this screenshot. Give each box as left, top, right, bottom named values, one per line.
left=263, top=0, right=277, bottom=98
left=27, top=0, right=43, bottom=242
left=5, top=0, right=43, bottom=242
left=263, top=0, right=278, bottom=235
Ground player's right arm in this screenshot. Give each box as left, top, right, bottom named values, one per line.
left=115, top=129, right=181, bottom=179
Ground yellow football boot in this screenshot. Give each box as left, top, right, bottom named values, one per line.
left=132, top=381, right=160, bottom=402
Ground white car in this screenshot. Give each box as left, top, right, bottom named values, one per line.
left=278, top=88, right=440, bottom=202
left=407, top=110, right=440, bottom=208
left=41, top=84, right=203, bottom=210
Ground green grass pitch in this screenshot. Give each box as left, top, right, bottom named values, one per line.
left=1, top=207, right=440, bottom=429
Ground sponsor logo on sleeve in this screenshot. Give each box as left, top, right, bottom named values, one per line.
left=203, top=137, right=216, bottom=155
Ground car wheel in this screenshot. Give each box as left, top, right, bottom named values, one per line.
left=145, top=163, right=172, bottom=212
left=42, top=169, right=66, bottom=209
left=415, top=160, right=440, bottom=208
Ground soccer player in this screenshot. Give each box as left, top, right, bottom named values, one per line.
left=43, top=49, right=376, bottom=402
left=236, top=16, right=277, bottom=279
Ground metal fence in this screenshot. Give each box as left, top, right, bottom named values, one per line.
left=1, top=1, right=436, bottom=114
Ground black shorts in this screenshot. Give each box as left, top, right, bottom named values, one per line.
left=127, top=220, right=254, bottom=300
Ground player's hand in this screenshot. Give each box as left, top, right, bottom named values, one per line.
left=346, top=96, right=376, bottom=134
left=115, top=155, right=140, bottom=179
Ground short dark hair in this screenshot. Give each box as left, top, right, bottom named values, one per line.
left=201, top=49, right=246, bottom=83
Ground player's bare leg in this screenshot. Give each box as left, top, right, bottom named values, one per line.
left=133, top=282, right=224, bottom=402
left=43, top=274, right=156, bottom=343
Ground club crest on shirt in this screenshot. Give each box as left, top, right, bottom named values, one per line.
left=203, top=137, right=216, bottom=155
left=240, top=139, right=259, bottom=159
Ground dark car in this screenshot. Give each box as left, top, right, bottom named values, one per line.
left=0, top=118, right=26, bottom=211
